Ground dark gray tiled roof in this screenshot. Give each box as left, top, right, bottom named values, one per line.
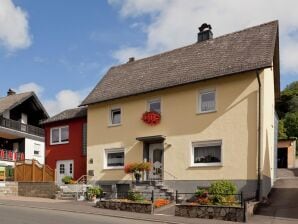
left=41, top=107, right=87, bottom=124
left=81, top=21, right=278, bottom=106
left=0, top=92, right=34, bottom=114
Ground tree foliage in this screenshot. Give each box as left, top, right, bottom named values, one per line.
left=277, top=81, right=298, bottom=139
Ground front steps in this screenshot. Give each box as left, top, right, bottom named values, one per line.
left=0, top=182, right=18, bottom=196
left=133, top=180, right=176, bottom=201
left=56, top=184, right=89, bottom=200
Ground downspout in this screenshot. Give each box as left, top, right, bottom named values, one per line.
left=256, top=70, right=261, bottom=201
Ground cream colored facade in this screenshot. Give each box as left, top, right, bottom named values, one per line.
left=87, top=69, right=277, bottom=195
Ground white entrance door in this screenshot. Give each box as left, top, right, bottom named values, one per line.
left=56, top=160, right=74, bottom=185
left=148, top=143, right=163, bottom=180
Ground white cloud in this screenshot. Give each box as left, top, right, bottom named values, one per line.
left=109, top=0, right=298, bottom=75
left=16, top=82, right=44, bottom=97
left=0, top=0, right=32, bottom=52
left=43, top=88, right=90, bottom=116
left=15, top=82, right=89, bottom=116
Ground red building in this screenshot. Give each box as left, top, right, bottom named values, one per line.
left=42, top=107, right=87, bottom=184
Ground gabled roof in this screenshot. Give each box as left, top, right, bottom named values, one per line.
left=0, top=92, right=49, bottom=118
left=41, top=107, right=87, bottom=125
left=81, top=20, right=279, bottom=106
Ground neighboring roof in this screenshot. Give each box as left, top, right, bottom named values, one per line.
left=41, top=107, right=87, bottom=124
left=0, top=91, right=49, bottom=118
left=81, top=21, right=279, bottom=106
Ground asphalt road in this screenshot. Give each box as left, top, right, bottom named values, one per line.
left=0, top=204, right=161, bottom=224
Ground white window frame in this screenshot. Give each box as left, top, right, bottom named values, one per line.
left=197, top=89, right=217, bottom=114
left=50, top=126, right=69, bottom=145
left=104, top=148, right=125, bottom=169
left=190, top=140, right=223, bottom=167
left=147, top=98, right=161, bottom=114
left=109, top=106, right=122, bottom=126
left=33, top=143, right=41, bottom=157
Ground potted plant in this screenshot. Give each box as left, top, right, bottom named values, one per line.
left=62, top=176, right=72, bottom=184
left=87, top=186, right=103, bottom=201
left=124, top=162, right=151, bottom=184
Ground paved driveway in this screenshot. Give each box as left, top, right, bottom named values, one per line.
left=249, top=177, right=298, bottom=223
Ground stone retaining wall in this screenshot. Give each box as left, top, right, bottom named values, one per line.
left=18, top=182, right=56, bottom=199
left=96, top=200, right=153, bottom=214
left=0, top=182, right=18, bottom=196
left=175, top=204, right=244, bottom=222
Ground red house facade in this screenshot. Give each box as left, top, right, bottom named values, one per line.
left=42, top=107, right=87, bottom=184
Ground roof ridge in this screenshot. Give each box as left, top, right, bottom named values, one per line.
left=110, top=20, right=278, bottom=70
left=0, top=91, right=33, bottom=100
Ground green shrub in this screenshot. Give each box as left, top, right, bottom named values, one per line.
left=209, top=180, right=237, bottom=195
left=62, top=176, right=72, bottom=184
left=209, top=180, right=237, bottom=204
left=127, top=190, right=144, bottom=201
left=195, top=188, right=208, bottom=197
left=87, top=186, right=103, bottom=199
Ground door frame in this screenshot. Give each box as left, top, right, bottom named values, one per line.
left=143, top=141, right=164, bottom=181
left=56, top=160, right=74, bottom=185
left=277, top=148, right=288, bottom=168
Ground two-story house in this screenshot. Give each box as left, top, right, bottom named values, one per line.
left=42, top=107, right=87, bottom=184
left=0, top=89, right=48, bottom=168
left=81, top=21, right=280, bottom=199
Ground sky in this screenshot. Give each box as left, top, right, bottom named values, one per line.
left=0, top=0, right=297, bottom=116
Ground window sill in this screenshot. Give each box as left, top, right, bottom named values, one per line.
left=108, top=123, right=122, bottom=128
left=103, top=166, right=124, bottom=170
left=50, top=141, right=69, bottom=146
left=196, top=110, right=217, bottom=115
left=190, top=163, right=222, bottom=168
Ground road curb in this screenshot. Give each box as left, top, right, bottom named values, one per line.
left=0, top=201, right=187, bottom=224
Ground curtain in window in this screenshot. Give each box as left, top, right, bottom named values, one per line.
left=194, top=145, right=221, bottom=163
left=107, top=152, right=124, bottom=166
left=201, top=92, right=215, bottom=111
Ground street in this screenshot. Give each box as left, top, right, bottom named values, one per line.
left=0, top=204, right=159, bottom=224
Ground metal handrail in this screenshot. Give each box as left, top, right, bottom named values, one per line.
left=77, top=175, right=92, bottom=185
left=0, top=117, right=44, bottom=137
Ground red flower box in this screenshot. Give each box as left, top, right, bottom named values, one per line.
left=141, top=111, right=161, bottom=126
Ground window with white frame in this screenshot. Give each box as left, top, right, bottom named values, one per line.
left=110, top=108, right=121, bottom=125
left=199, top=89, right=216, bottom=113
left=33, top=143, right=40, bottom=156
left=148, top=99, right=161, bottom=113
left=105, top=149, right=124, bottom=168
left=191, top=140, right=222, bottom=166
left=50, top=126, right=69, bottom=145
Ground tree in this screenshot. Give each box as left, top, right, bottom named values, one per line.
left=278, top=119, right=287, bottom=139
left=284, top=112, right=298, bottom=138
left=277, top=81, right=298, bottom=117
left=277, top=81, right=298, bottom=139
